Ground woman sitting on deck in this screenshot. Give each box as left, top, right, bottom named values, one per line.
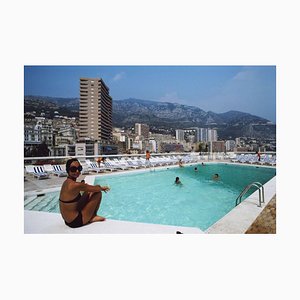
left=59, top=158, right=110, bottom=228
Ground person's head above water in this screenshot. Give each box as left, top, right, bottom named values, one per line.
left=212, top=173, right=220, bottom=180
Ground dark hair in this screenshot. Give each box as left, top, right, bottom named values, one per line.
left=66, top=158, right=79, bottom=173
left=175, top=177, right=179, bottom=181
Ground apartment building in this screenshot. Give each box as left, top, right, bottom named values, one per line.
left=79, top=78, right=112, bottom=142
left=175, top=129, right=185, bottom=141
left=207, top=129, right=218, bottom=142
left=135, top=123, right=149, bottom=138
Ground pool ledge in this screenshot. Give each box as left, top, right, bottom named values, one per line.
left=205, top=176, right=276, bottom=234
left=24, top=210, right=204, bottom=234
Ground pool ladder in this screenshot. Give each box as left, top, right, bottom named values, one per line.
left=235, top=182, right=265, bottom=207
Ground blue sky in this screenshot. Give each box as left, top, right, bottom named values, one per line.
left=24, top=65, right=276, bottom=123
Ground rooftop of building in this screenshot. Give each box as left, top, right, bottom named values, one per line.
left=24, top=154, right=276, bottom=234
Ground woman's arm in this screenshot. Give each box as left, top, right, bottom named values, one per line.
left=76, top=182, right=110, bottom=193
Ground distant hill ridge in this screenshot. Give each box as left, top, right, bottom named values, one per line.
left=24, top=95, right=275, bottom=139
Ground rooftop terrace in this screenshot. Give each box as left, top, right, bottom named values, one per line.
left=24, top=153, right=276, bottom=234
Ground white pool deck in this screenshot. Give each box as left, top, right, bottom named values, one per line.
left=24, top=210, right=204, bottom=234
left=24, top=162, right=276, bottom=234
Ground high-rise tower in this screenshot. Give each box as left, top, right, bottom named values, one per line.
left=79, top=78, right=112, bottom=142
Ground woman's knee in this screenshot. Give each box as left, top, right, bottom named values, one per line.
left=91, top=191, right=102, bottom=201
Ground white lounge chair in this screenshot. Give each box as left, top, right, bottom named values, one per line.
left=87, top=162, right=106, bottom=173
left=269, top=155, right=276, bottom=166
left=126, top=159, right=143, bottom=169
left=25, top=165, right=49, bottom=180
left=248, top=155, right=259, bottom=164
left=110, top=159, right=130, bottom=170
left=77, top=159, right=91, bottom=174
left=43, top=164, right=68, bottom=177
left=103, top=161, right=119, bottom=171
left=259, top=155, right=271, bottom=165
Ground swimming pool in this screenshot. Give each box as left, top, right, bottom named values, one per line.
left=24, top=163, right=276, bottom=231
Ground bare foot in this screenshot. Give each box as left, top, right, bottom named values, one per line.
left=90, top=215, right=106, bottom=223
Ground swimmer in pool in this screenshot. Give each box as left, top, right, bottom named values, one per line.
left=175, top=176, right=182, bottom=185
left=212, top=173, right=220, bottom=181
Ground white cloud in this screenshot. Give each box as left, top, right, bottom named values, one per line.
left=232, top=68, right=257, bottom=81
left=203, top=67, right=276, bottom=121
left=112, top=72, right=125, bottom=82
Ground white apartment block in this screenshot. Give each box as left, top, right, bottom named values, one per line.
left=147, top=139, right=157, bottom=152
left=207, top=129, right=218, bottom=142
left=175, top=129, right=185, bottom=141
left=196, top=128, right=208, bottom=142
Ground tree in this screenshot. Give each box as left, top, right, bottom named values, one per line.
left=37, top=141, right=50, bottom=157
left=205, top=143, right=209, bottom=153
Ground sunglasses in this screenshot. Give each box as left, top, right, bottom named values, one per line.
left=69, top=165, right=83, bottom=172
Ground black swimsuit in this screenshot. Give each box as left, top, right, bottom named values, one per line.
left=59, top=193, right=81, bottom=204
left=59, top=194, right=84, bottom=228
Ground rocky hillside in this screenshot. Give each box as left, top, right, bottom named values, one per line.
left=24, top=96, right=275, bottom=139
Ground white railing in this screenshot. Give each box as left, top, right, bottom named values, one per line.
left=24, top=151, right=276, bottom=165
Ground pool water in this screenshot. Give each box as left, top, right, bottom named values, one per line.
left=24, top=163, right=276, bottom=231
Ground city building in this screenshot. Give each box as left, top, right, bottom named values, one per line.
left=148, top=139, right=157, bottom=152
left=135, top=123, right=149, bottom=138
left=197, top=128, right=208, bottom=142
left=24, top=117, right=53, bottom=147
left=79, top=78, right=112, bottom=142
left=211, top=141, right=225, bottom=152
left=175, top=129, right=185, bottom=141
left=161, top=143, right=184, bottom=153
left=225, top=140, right=236, bottom=151
left=208, top=129, right=218, bottom=142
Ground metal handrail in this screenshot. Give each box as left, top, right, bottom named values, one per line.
left=253, top=182, right=265, bottom=205
left=235, top=181, right=265, bottom=207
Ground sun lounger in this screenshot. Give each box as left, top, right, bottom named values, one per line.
left=25, top=165, right=50, bottom=180
left=259, top=155, right=271, bottom=165
left=103, top=161, right=120, bottom=171
left=126, top=159, right=143, bottom=169
left=269, top=155, right=276, bottom=166
left=109, top=159, right=130, bottom=170
left=77, top=160, right=91, bottom=174
left=87, top=162, right=106, bottom=173
left=248, top=155, right=259, bottom=164
left=43, top=164, right=68, bottom=177
left=53, top=165, right=68, bottom=177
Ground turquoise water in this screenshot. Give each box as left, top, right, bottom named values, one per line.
left=24, top=163, right=276, bottom=230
